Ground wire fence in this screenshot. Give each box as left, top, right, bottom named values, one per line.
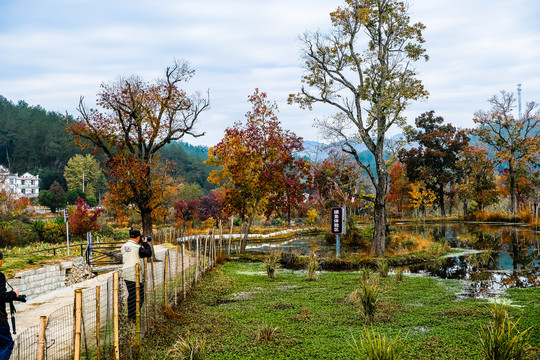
left=11, top=234, right=221, bottom=360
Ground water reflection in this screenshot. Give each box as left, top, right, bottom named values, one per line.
left=249, top=222, right=539, bottom=297
left=391, top=224, right=539, bottom=297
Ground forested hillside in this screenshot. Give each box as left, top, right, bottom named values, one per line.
left=0, top=96, right=84, bottom=189
left=0, top=96, right=215, bottom=194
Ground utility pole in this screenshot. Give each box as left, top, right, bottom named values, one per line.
left=517, top=83, right=522, bottom=120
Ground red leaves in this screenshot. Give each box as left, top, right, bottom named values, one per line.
left=69, top=197, right=103, bottom=237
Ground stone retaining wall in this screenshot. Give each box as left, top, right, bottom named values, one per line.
left=8, top=264, right=67, bottom=299
left=8, top=257, right=96, bottom=300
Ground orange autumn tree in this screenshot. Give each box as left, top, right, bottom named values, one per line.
left=67, top=60, right=209, bottom=235
left=206, top=89, right=306, bottom=252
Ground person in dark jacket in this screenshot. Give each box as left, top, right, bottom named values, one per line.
left=121, top=229, right=152, bottom=320
left=0, top=251, right=18, bottom=360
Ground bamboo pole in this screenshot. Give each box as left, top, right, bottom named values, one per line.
left=219, top=219, right=223, bottom=256
left=96, top=286, right=101, bottom=360
left=175, top=244, right=179, bottom=305
left=228, top=216, right=233, bottom=255
left=74, top=289, right=82, bottom=360
left=135, top=263, right=141, bottom=346
left=195, top=236, right=200, bottom=284
left=113, top=272, right=120, bottom=360
left=164, top=251, right=169, bottom=306
left=151, top=255, right=158, bottom=320
left=144, top=258, right=149, bottom=332
left=37, top=316, right=46, bottom=360
left=203, top=235, right=208, bottom=273
left=181, top=242, right=186, bottom=300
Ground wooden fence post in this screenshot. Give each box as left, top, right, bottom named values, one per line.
left=228, top=217, right=233, bottom=255
left=74, top=289, right=82, bottom=360
left=144, top=258, right=149, bottom=331
left=96, top=286, right=101, bottom=360
left=37, top=316, right=46, bottom=360
left=175, top=244, right=179, bottom=306
left=164, top=251, right=169, bottom=306
left=195, top=236, right=200, bottom=284
left=151, top=256, right=158, bottom=320
left=181, top=242, right=186, bottom=300
left=135, top=263, right=141, bottom=346
left=113, top=272, right=120, bottom=360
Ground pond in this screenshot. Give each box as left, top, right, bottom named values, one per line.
left=247, top=222, right=540, bottom=298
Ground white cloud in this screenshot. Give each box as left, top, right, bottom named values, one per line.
left=0, top=0, right=539, bottom=146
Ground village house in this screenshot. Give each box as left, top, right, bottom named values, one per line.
left=0, top=165, right=40, bottom=198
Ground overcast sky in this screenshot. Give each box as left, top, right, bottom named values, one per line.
left=1, top=0, right=539, bottom=147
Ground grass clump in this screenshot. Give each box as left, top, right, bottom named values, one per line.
left=263, top=251, right=281, bottom=279
left=305, top=255, right=319, bottom=281
left=256, top=324, right=278, bottom=342
left=479, top=303, right=533, bottom=360
left=167, top=334, right=207, bottom=360
left=377, top=260, right=390, bottom=278
left=350, top=327, right=405, bottom=360
left=395, top=269, right=403, bottom=282
left=359, top=281, right=379, bottom=323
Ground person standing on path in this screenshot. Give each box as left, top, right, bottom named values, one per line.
left=0, top=251, right=20, bottom=360
left=121, top=229, right=152, bottom=320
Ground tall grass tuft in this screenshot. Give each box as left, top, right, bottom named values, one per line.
left=360, top=267, right=373, bottom=282
left=359, top=281, right=379, bottom=323
left=256, top=323, right=278, bottom=342
left=479, top=303, right=532, bottom=360
left=305, top=256, right=319, bottom=281
left=395, top=269, right=403, bottom=282
left=263, top=252, right=281, bottom=279
left=168, top=334, right=207, bottom=360
left=348, top=289, right=359, bottom=305
left=350, top=327, right=405, bottom=360
left=377, top=260, right=390, bottom=277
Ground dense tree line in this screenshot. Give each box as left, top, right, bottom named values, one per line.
left=0, top=95, right=215, bottom=196
left=0, top=96, right=84, bottom=189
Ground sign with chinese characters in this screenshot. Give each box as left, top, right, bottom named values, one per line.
left=330, top=207, right=345, bottom=234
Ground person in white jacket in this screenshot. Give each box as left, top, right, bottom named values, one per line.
left=121, top=229, right=152, bottom=320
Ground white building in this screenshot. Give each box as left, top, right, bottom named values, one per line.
left=0, top=165, right=40, bottom=199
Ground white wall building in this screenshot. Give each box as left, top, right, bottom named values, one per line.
left=0, top=165, right=40, bottom=199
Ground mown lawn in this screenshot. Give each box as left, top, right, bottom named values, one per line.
left=140, top=261, right=540, bottom=359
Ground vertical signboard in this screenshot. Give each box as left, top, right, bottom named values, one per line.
left=331, top=207, right=345, bottom=234
left=331, top=207, right=345, bottom=258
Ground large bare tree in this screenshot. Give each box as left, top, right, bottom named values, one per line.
left=289, top=0, right=428, bottom=255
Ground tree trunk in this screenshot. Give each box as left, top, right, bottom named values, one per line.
left=509, top=162, right=517, bottom=215
left=438, top=185, right=445, bottom=217
left=140, top=208, right=153, bottom=238
left=372, top=153, right=388, bottom=257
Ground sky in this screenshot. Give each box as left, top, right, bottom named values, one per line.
left=1, top=0, right=539, bottom=147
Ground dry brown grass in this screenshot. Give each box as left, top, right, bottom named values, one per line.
left=386, top=231, right=436, bottom=256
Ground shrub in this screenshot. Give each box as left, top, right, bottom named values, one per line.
left=42, top=221, right=65, bottom=243
left=167, top=334, right=207, bottom=360
left=0, top=227, right=15, bottom=247
left=350, top=327, right=405, bottom=360
left=306, top=209, right=318, bottom=225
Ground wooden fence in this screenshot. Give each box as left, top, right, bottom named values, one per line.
left=11, top=234, right=218, bottom=360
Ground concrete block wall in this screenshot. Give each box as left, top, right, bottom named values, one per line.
left=8, top=264, right=67, bottom=300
